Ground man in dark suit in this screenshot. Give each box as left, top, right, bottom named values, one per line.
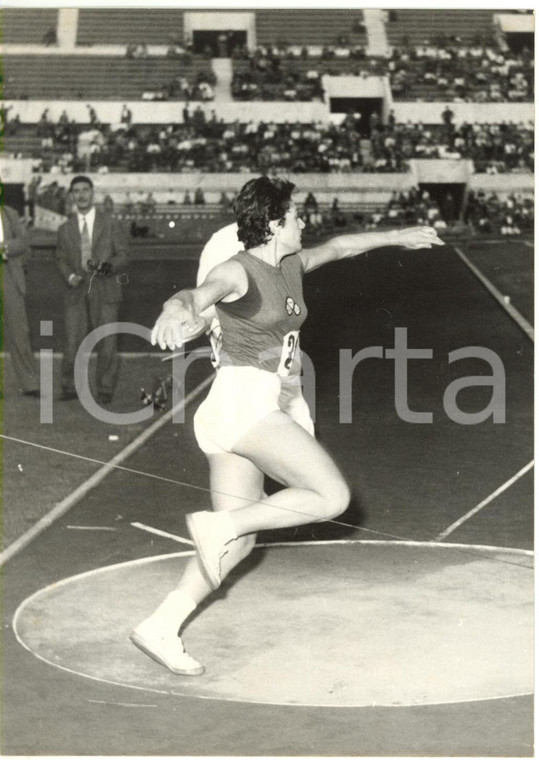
left=1, top=202, right=40, bottom=397
left=56, top=175, right=128, bottom=404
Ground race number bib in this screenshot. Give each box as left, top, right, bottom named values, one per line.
left=277, top=330, right=300, bottom=377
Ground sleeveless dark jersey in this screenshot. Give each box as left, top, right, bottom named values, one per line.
left=215, top=251, right=307, bottom=376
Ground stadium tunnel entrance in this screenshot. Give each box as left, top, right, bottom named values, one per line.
left=505, top=32, right=533, bottom=54
left=192, top=30, right=247, bottom=57
left=418, top=183, right=466, bottom=224
left=329, top=97, right=383, bottom=139
left=3, top=183, right=26, bottom=217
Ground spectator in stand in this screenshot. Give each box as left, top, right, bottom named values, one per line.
left=6, top=112, right=21, bottom=136
left=442, top=191, right=457, bottom=225
left=103, top=194, right=115, bottom=215
left=303, top=191, right=319, bottom=226
left=26, top=176, right=41, bottom=225
left=42, top=27, right=57, bottom=46
left=162, top=189, right=175, bottom=205
left=219, top=191, right=233, bottom=210
left=144, top=191, right=157, bottom=215
left=501, top=214, right=521, bottom=236
left=194, top=188, right=206, bottom=206
left=37, top=108, right=51, bottom=138
left=120, top=105, right=133, bottom=127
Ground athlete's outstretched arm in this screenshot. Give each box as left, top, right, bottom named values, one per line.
left=298, top=226, right=444, bottom=273
left=151, top=259, right=247, bottom=350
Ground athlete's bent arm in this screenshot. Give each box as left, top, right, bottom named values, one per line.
left=151, top=260, right=247, bottom=350
left=298, top=226, right=444, bottom=273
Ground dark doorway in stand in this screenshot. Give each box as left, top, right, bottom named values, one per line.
left=3, top=183, right=26, bottom=216
left=418, top=183, right=466, bottom=224
left=192, top=30, right=247, bottom=57
left=329, top=97, right=383, bottom=138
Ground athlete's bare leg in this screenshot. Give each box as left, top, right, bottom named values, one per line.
left=174, top=452, right=263, bottom=603
left=130, top=452, right=263, bottom=673
left=186, top=412, right=350, bottom=590
left=229, top=411, right=350, bottom=534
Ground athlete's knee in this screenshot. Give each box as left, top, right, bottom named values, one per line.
left=318, top=477, right=351, bottom=520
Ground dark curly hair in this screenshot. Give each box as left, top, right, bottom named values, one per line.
left=234, top=176, right=296, bottom=250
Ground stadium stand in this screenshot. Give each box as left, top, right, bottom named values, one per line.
left=76, top=8, right=185, bottom=46
left=0, top=7, right=533, bottom=240
left=383, top=8, right=500, bottom=48
left=387, top=44, right=533, bottom=103
left=255, top=9, right=367, bottom=48
left=1, top=56, right=215, bottom=101
left=1, top=8, right=59, bottom=45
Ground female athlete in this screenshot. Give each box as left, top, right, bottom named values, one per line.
left=131, top=176, right=444, bottom=675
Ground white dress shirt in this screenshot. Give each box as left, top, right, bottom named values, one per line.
left=77, top=205, right=96, bottom=241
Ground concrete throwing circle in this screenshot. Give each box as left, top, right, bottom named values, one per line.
left=13, top=541, right=533, bottom=707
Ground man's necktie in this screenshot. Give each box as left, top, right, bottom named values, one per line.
left=81, top=218, right=92, bottom=271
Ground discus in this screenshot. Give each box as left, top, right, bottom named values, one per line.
left=160, top=315, right=207, bottom=362
left=180, top=315, right=207, bottom=342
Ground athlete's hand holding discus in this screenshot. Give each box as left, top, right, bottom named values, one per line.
left=151, top=292, right=207, bottom=350
left=151, top=257, right=246, bottom=351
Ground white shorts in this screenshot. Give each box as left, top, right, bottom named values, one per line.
left=193, top=366, right=315, bottom=455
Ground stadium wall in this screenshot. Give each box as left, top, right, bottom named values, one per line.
left=17, top=171, right=534, bottom=208
left=4, top=100, right=534, bottom=126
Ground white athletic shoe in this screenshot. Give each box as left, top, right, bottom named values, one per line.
left=130, top=624, right=205, bottom=676
left=186, top=510, right=232, bottom=591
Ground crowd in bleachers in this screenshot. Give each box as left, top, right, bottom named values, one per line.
left=231, top=39, right=368, bottom=101
left=369, top=113, right=534, bottom=173
left=19, top=110, right=366, bottom=174
left=387, top=37, right=534, bottom=103
left=380, top=188, right=449, bottom=230
left=30, top=170, right=534, bottom=243
left=365, top=186, right=533, bottom=236
left=228, top=35, right=533, bottom=104
left=6, top=105, right=533, bottom=177
left=122, top=44, right=217, bottom=102
left=463, top=189, right=534, bottom=236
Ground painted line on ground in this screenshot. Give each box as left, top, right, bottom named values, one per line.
left=131, top=521, right=193, bottom=546
left=0, top=374, right=213, bottom=567
left=454, top=245, right=534, bottom=341
left=128, top=521, right=533, bottom=570
left=66, top=526, right=118, bottom=532
left=87, top=699, right=159, bottom=708
left=434, top=460, right=534, bottom=542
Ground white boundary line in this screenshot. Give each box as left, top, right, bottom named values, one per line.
left=128, top=527, right=534, bottom=559
left=434, top=460, right=534, bottom=541
left=0, top=374, right=214, bottom=567
left=131, top=521, right=193, bottom=546
left=12, top=540, right=533, bottom=709
left=454, top=245, right=534, bottom=341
